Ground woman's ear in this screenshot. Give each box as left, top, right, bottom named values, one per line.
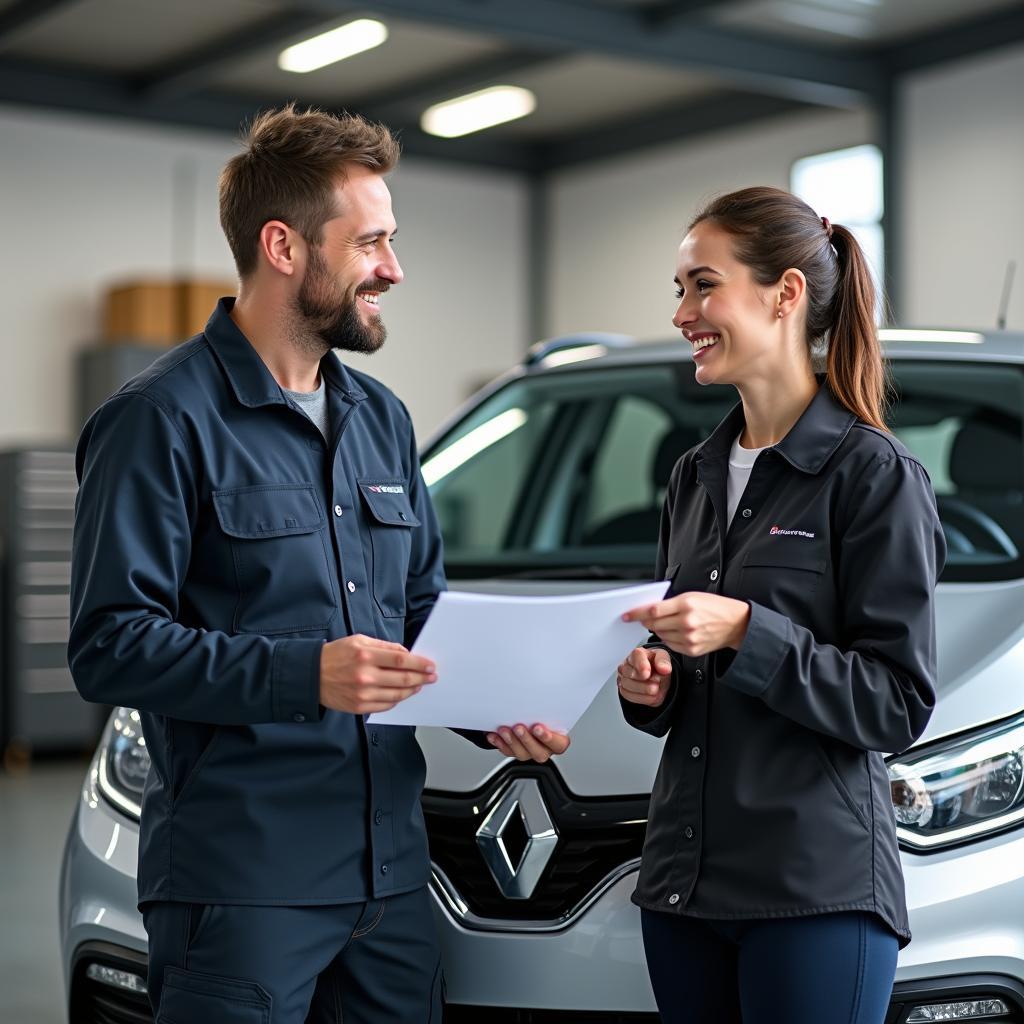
left=776, top=268, right=807, bottom=319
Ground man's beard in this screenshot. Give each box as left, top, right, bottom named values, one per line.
left=295, top=246, right=387, bottom=356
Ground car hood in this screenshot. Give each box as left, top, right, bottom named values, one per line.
left=419, top=577, right=1024, bottom=796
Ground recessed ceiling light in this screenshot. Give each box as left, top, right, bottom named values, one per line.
left=421, top=86, right=537, bottom=139
left=278, top=19, right=388, bottom=74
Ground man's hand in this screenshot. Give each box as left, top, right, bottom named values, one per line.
left=622, top=592, right=750, bottom=658
left=617, top=646, right=673, bottom=707
left=320, top=634, right=437, bottom=715
left=487, top=724, right=570, bottom=763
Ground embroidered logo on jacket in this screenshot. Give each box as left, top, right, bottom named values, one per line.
left=368, top=485, right=404, bottom=494
left=769, top=525, right=816, bottom=539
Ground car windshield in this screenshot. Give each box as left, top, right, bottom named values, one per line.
left=423, top=358, right=1024, bottom=584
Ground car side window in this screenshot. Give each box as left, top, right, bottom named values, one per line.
left=575, top=397, right=674, bottom=546
left=424, top=385, right=557, bottom=556
left=424, top=365, right=710, bottom=575
left=890, top=361, right=1024, bottom=583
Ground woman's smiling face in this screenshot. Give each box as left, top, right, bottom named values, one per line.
left=672, top=221, right=789, bottom=388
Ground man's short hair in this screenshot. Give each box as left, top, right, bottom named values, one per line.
left=219, top=103, right=400, bottom=278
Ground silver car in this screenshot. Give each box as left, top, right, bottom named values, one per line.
left=61, top=329, right=1024, bottom=1023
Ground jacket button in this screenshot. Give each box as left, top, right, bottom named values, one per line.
left=374, top=809, right=383, bottom=826
left=709, top=569, right=719, bottom=582
left=742, top=508, right=753, bottom=519
left=371, top=732, right=380, bottom=746
left=334, top=504, right=343, bottom=517
left=690, top=746, right=701, bottom=759
left=668, top=893, right=680, bottom=905
left=380, top=864, right=389, bottom=875
left=684, top=826, right=694, bottom=839
left=293, top=712, right=306, bottom=723
left=347, top=581, right=356, bottom=593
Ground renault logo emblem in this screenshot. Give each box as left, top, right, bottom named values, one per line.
left=476, top=778, right=558, bottom=899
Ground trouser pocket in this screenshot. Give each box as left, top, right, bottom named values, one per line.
left=429, top=959, right=445, bottom=1024
left=156, top=965, right=271, bottom=1024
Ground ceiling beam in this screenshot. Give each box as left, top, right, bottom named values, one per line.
left=538, top=91, right=810, bottom=170
left=134, top=9, right=341, bottom=100
left=0, top=0, right=79, bottom=45
left=366, top=48, right=565, bottom=121
left=0, top=57, right=540, bottom=172
left=642, top=0, right=727, bottom=25
left=301, top=0, right=885, bottom=107
left=879, top=4, right=1024, bottom=75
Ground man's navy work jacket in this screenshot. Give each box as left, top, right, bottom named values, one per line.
left=622, top=382, right=946, bottom=948
left=69, top=298, right=460, bottom=907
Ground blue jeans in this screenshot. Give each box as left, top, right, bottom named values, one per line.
left=641, top=909, right=898, bottom=1024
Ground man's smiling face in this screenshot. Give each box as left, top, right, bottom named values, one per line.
left=295, top=165, right=403, bottom=355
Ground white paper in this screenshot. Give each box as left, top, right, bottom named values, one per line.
left=367, top=582, right=669, bottom=732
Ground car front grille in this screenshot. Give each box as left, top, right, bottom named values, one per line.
left=79, top=984, right=153, bottom=1024
left=70, top=944, right=152, bottom=1024
left=445, top=1008, right=659, bottom=1023
left=423, top=764, right=649, bottom=924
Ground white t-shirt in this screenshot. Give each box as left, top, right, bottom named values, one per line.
left=727, top=433, right=769, bottom=527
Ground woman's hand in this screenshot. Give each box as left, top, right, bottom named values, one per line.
left=623, top=592, right=751, bottom=658
left=487, top=723, right=570, bottom=762
left=617, top=647, right=674, bottom=707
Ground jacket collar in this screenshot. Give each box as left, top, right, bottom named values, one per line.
left=204, top=297, right=367, bottom=408
left=697, top=376, right=858, bottom=475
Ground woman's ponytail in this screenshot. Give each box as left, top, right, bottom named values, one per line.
left=827, top=225, right=889, bottom=431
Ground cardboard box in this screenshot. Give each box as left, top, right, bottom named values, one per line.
left=103, top=281, right=178, bottom=346
left=179, top=280, right=236, bottom=338
left=102, top=279, right=236, bottom=346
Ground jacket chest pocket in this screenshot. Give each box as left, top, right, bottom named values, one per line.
left=738, top=545, right=827, bottom=614
left=212, top=483, right=337, bottom=634
left=358, top=480, right=421, bottom=618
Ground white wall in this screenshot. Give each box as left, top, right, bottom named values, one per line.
left=0, top=105, right=529, bottom=446
left=345, top=157, right=530, bottom=435
left=545, top=107, right=875, bottom=340
left=900, top=43, right=1024, bottom=330
left=4, top=41, right=1024, bottom=449
left=546, top=41, right=1024, bottom=339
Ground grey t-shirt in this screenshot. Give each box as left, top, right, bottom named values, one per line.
left=284, top=378, right=329, bottom=441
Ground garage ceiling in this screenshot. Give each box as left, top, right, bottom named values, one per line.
left=0, top=0, right=1022, bottom=171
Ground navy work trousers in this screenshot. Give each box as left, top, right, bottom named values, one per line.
left=143, top=887, right=442, bottom=1023
left=641, top=908, right=898, bottom=1024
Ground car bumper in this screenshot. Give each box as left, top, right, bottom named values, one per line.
left=60, top=758, right=147, bottom=1002
left=435, top=826, right=1024, bottom=1020
left=61, top=758, right=1024, bottom=1023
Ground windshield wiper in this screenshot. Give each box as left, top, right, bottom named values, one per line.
left=485, top=564, right=652, bottom=581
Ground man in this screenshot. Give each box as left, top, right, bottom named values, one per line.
left=69, top=104, right=568, bottom=1023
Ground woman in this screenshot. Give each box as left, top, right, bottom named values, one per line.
left=617, top=186, right=945, bottom=1024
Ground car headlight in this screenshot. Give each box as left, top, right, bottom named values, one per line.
left=888, top=713, right=1024, bottom=851
left=97, top=707, right=150, bottom=821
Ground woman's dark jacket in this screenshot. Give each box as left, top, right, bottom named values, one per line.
left=622, top=382, right=946, bottom=947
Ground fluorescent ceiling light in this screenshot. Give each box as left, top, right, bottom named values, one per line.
left=775, top=2, right=873, bottom=39
left=278, top=19, right=388, bottom=73
left=421, top=409, right=527, bottom=486
left=421, top=86, right=536, bottom=139
left=880, top=330, right=985, bottom=345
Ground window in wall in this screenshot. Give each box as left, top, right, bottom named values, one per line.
left=791, top=144, right=884, bottom=310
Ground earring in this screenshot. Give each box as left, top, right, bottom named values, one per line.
left=777, top=310, right=783, bottom=318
